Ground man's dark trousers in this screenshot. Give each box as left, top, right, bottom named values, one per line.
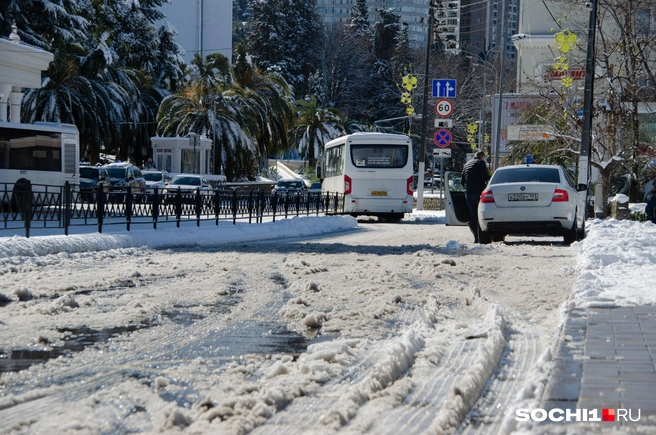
left=466, top=192, right=481, bottom=242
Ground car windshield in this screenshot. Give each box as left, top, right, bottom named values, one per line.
left=490, top=167, right=561, bottom=184
left=310, top=182, right=321, bottom=189
left=106, top=168, right=126, bottom=178
left=80, top=168, right=99, bottom=179
left=143, top=173, right=163, bottom=182
left=277, top=180, right=304, bottom=189
left=171, top=176, right=201, bottom=186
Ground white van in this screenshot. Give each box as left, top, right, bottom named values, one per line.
left=322, top=132, right=414, bottom=222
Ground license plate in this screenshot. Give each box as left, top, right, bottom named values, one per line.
left=508, top=193, right=538, bottom=201
left=371, top=191, right=387, bottom=196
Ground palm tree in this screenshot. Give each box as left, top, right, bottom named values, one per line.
left=22, top=47, right=115, bottom=164
left=232, top=43, right=295, bottom=170
left=157, top=54, right=259, bottom=180
left=157, top=51, right=295, bottom=180
left=293, top=97, right=346, bottom=167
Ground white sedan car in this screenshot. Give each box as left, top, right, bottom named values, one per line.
left=162, top=174, right=212, bottom=204
left=477, top=164, right=587, bottom=245
left=142, top=170, right=172, bottom=192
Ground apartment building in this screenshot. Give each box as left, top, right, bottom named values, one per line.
left=159, top=0, right=233, bottom=64
left=316, top=0, right=518, bottom=58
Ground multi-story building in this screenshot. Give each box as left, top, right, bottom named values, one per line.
left=316, top=0, right=518, bottom=59
left=459, top=0, right=519, bottom=60
left=511, top=0, right=583, bottom=94
left=158, top=0, right=232, bottom=64
left=316, top=0, right=432, bottom=46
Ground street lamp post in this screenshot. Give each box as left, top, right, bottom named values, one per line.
left=466, top=52, right=498, bottom=152
left=493, top=0, right=507, bottom=171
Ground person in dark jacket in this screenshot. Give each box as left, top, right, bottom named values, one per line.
left=646, top=187, right=656, bottom=224
left=461, top=150, right=491, bottom=242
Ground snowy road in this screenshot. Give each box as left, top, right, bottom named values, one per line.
left=0, top=217, right=578, bottom=434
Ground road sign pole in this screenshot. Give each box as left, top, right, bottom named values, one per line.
left=440, top=156, right=444, bottom=210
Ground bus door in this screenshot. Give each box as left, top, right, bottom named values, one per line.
left=444, top=171, right=469, bottom=226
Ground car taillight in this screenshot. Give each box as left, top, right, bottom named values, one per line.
left=407, top=176, right=414, bottom=195
left=480, top=190, right=495, bottom=203
left=344, top=175, right=352, bottom=195
left=552, top=188, right=569, bottom=202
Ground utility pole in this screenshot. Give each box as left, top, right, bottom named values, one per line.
left=416, top=0, right=435, bottom=211
left=579, top=0, right=597, bottom=194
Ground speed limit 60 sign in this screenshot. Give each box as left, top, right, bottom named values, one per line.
left=435, top=99, right=453, bottom=118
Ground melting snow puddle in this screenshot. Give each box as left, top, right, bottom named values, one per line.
left=0, top=323, right=151, bottom=374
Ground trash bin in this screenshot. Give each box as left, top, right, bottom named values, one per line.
left=609, top=194, right=630, bottom=220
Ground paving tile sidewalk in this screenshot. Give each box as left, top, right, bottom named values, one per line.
left=542, top=305, right=656, bottom=425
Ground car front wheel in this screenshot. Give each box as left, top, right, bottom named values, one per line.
left=577, top=218, right=586, bottom=241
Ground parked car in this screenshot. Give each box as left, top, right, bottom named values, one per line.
left=142, top=170, right=172, bottom=193
left=308, top=181, right=322, bottom=194
left=272, top=178, right=308, bottom=195
left=412, top=173, right=434, bottom=190
left=162, top=174, right=212, bottom=204
left=102, top=162, right=146, bottom=203
left=78, top=165, right=109, bottom=202
left=102, top=162, right=146, bottom=192
left=477, top=164, right=587, bottom=245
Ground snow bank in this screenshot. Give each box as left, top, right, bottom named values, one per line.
left=0, top=216, right=358, bottom=258
left=572, top=219, right=656, bottom=307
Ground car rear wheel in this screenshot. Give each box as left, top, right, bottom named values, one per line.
left=563, top=219, right=577, bottom=245
left=491, top=234, right=506, bottom=243
left=478, top=227, right=491, bottom=244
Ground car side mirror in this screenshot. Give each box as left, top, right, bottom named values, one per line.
left=577, top=183, right=588, bottom=192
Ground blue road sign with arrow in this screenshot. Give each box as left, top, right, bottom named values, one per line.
left=432, top=79, right=457, bottom=98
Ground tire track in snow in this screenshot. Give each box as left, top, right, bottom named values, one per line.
left=348, top=304, right=506, bottom=435
left=455, top=311, right=540, bottom=435
left=250, top=304, right=506, bottom=435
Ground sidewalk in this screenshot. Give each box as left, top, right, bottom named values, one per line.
left=542, top=305, right=656, bottom=425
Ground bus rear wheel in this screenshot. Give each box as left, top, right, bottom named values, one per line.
left=11, top=179, right=31, bottom=215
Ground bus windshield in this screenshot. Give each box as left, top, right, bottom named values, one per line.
left=350, top=144, right=408, bottom=168
left=0, top=129, right=61, bottom=171
left=0, top=122, right=79, bottom=188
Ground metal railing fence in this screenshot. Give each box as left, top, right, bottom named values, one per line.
left=1, top=182, right=345, bottom=238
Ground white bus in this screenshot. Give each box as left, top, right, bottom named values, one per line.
left=0, top=121, right=79, bottom=196
left=322, top=132, right=414, bottom=222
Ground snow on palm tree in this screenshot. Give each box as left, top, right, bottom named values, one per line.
left=294, top=97, right=346, bottom=167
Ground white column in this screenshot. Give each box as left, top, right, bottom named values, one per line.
left=9, top=87, right=23, bottom=123
left=199, top=147, right=206, bottom=175
left=0, top=83, right=12, bottom=122
left=173, top=147, right=181, bottom=174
